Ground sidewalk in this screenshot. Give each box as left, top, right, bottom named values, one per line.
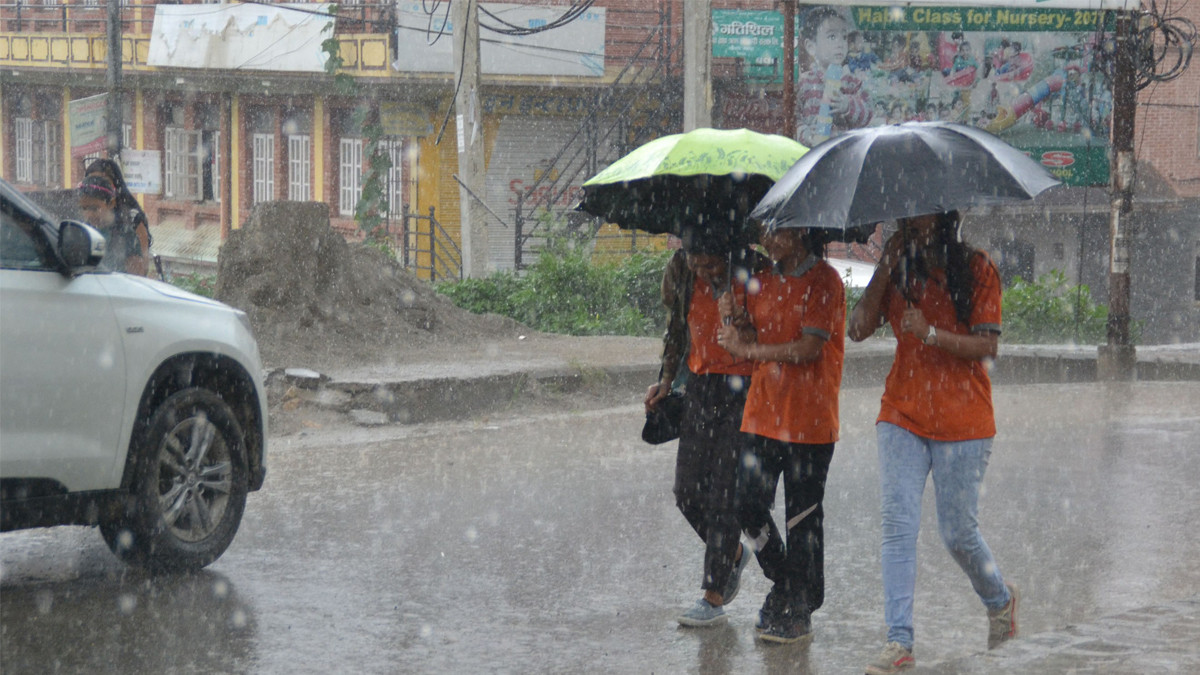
left=268, top=335, right=1200, bottom=426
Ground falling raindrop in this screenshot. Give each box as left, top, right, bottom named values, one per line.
left=118, top=593, right=137, bottom=615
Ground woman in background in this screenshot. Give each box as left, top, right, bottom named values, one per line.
left=77, top=174, right=148, bottom=275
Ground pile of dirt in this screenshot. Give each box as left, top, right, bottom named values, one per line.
left=214, top=202, right=528, bottom=371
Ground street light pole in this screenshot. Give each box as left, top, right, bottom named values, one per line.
left=1099, top=10, right=1138, bottom=380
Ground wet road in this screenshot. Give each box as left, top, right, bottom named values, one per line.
left=3, top=381, right=1200, bottom=674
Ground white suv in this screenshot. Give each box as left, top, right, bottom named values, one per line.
left=0, top=178, right=267, bottom=572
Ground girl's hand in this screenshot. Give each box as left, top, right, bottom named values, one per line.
left=880, top=231, right=906, bottom=273
left=717, top=292, right=735, bottom=319
left=900, top=307, right=931, bottom=340
left=644, top=382, right=669, bottom=413
left=717, top=324, right=751, bottom=358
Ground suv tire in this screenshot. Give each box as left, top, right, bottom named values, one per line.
left=101, top=387, right=249, bottom=572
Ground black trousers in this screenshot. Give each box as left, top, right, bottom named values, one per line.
left=737, top=436, right=835, bottom=612
left=674, top=372, right=751, bottom=593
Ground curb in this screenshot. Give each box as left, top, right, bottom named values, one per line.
left=270, top=348, right=1200, bottom=426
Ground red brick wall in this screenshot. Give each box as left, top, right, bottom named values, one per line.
left=1135, top=1, right=1200, bottom=198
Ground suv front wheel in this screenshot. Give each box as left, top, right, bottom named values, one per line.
left=101, top=387, right=249, bottom=572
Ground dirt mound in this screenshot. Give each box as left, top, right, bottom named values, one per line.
left=214, top=202, right=527, bottom=370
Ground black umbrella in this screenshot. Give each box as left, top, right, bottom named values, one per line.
left=750, top=121, right=1061, bottom=234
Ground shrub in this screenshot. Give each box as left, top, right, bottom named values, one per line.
left=436, top=246, right=671, bottom=337
left=171, top=272, right=217, bottom=299
left=1001, top=270, right=1109, bottom=344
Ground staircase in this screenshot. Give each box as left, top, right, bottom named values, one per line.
left=511, top=5, right=682, bottom=269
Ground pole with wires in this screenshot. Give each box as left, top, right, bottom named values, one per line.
left=1098, top=10, right=1138, bottom=380
left=452, top=0, right=489, bottom=278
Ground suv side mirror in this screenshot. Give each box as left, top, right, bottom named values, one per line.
left=59, top=220, right=106, bottom=269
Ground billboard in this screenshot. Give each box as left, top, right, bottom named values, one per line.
left=394, top=2, right=606, bottom=77
left=716, top=4, right=1115, bottom=185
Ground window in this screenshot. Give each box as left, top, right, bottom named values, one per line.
left=288, top=135, right=311, bottom=202
left=165, top=127, right=202, bottom=200
left=252, top=133, right=275, bottom=204
left=164, top=127, right=220, bottom=201
left=14, top=117, right=62, bottom=188
left=339, top=137, right=363, bottom=216
left=379, top=137, right=405, bottom=214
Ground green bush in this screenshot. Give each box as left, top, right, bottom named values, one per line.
left=1001, top=270, right=1109, bottom=344
left=170, top=272, right=217, bottom=299
left=436, top=246, right=672, bottom=337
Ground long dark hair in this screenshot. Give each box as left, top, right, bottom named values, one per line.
left=893, top=210, right=980, bottom=326
left=85, top=158, right=150, bottom=234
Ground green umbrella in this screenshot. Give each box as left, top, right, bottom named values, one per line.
left=578, top=128, right=808, bottom=246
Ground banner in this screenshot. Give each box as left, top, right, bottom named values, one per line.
left=69, top=94, right=107, bottom=158
left=717, top=4, right=1114, bottom=185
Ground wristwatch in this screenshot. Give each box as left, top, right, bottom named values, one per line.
left=924, top=326, right=938, bottom=346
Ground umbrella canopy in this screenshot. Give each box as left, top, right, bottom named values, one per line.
left=578, top=128, right=808, bottom=249
left=750, top=121, right=1061, bottom=233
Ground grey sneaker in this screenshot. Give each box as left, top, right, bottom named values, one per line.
left=722, top=543, right=752, bottom=606
left=864, top=641, right=915, bottom=674
left=988, top=582, right=1020, bottom=649
left=677, top=598, right=727, bottom=627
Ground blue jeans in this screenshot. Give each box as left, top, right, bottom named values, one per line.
left=877, top=422, right=1010, bottom=649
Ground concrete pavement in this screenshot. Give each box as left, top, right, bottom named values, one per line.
left=266, top=336, right=1200, bottom=673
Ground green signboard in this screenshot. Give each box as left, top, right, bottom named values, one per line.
left=714, top=4, right=1113, bottom=186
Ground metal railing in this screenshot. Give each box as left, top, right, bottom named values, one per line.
left=395, top=204, right=462, bottom=282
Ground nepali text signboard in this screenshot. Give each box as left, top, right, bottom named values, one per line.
left=120, top=150, right=162, bottom=195
left=717, top=4, right=1117, bottom=185
left=69, top=94, right=107, bottom=158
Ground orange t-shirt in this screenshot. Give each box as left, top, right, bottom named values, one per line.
left=687, top=276, right=755, bottom=377
left=740, top=259, right=845, bottom=444
left=877, top=252, right=1002, bottom=441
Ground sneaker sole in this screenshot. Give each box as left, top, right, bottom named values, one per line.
left=677, top=614, right=729, bottom=628
left=757, top=631, right=813, bottom=646
left=864, top=660, right=914, bottom=675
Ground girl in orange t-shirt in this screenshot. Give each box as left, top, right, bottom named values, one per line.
left=717, top=226, right=845, bottom=645
left=647, top=236, right=767, bottom=629
left=849, top=211, right=1018, bottom=674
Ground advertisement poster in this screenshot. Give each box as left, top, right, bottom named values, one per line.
left=69, top=93, right=107, bottom=158
left=716, top=5, right=1113, bottom=185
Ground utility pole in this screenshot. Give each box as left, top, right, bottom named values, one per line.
left=453, top=0, right=488, bottom=278
left=782, top=0, right=796, bottom=139
left=683, top=0, right=712, bottom=130
left=1098, top=10, right=1137, bottom=380
left=105, top=0, right=123, bottom=157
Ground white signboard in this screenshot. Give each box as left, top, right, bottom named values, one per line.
left=69, top=94, right=107, bottom=158
left=394, top=2, right=606, bottom=77
left=148, top=3, right=334, bottom=72
left=120, top=150, right=163, bottom=195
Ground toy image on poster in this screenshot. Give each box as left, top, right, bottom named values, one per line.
left=795, top=4, right=1114, bottom=185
